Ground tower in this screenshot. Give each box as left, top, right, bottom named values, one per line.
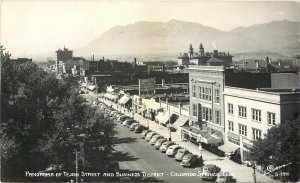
left=199, top=43, right=204, bottom=56
left=189, top=44, right=194, bottom=58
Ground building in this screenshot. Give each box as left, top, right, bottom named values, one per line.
left=56, top=46, right=73, bottom=71
left=183, top=65, right=299, bottom=157
left=177, top=53, right=190, bottom=66
left=9, top=58, right=32, bottom=64
left=56, top=46, right=73, bottom=62
left=183, top=66, right=225, bottom=155
left=178, top=44, right=233, bottom=67
left=223, top=87, right=300, bottom=162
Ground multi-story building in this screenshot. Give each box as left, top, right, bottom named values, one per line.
left=183, top=66, right=225, bottom=154
left=56, top=46, right=73, bottom=71
left=178, top=44, right=233, bottom=67
left=182, top=65, right=299, bottom=157
left=223, top=87, right=300, bottom=162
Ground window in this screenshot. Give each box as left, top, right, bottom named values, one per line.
left=198, top=87, right=202, bottom=99
left=215, top=110, right=221, bottom=124
left=201, top=87, right=205, bottom=99
left=204, top=88, right=212, bottom=101
left=239, top=124, right=247, bottom=136
left=253, top=128, right=262, bottom=140
left=252, top=109, right=261, bottom=122
left=202, top=107, right=212, bottom=121
left=228, top=103, right=233, bottom=114
left=228, top=121, right=234, bottom=131
left=238, top=106, right=247, bottom=118
left=192, top=104, right=197, bottom=117
left=268, top=112, right=276, bottom=125
left=192, top=86, right=196, bottom=98
left=215, top=89, right=220, bottom=103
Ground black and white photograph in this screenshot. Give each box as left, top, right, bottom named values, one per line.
left=1, top=0, right=300, bottom=182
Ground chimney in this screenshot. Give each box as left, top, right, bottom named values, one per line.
left=134, top=57, right=137, bottom=65
left=93, top=54, right=95, bottom=61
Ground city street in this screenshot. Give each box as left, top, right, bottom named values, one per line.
left=82, top=93, right=276, bottom=183
left=113, top=122, right=207, bottom=183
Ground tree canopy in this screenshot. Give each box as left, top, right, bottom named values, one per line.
left=1, top=46, right=116, bottom=182
left=250, top=120, right=300, bottom=182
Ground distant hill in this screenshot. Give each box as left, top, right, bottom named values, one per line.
left=77, top=19, right=300, bottom=57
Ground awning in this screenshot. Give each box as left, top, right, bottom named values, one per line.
left=160, top=112, right=175, bottom=125
left=218, top=143, right=239, bottom=155
left=119, top=95, right=131, bottom=105
left=172, top=115, right=189, bottom=130
left=87, top=85, right=96, bottom=91
left=137, top=107, right=147, bottom=113
left=81, top=83, right=87, bottom=87
left=104, top=93, right=118, bottom=100
left=155, top=112, right=164, bottom=122
left=200, top=131, right=222, bottom=144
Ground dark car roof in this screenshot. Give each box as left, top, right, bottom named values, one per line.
left=204, top=164, right=217, bottom=168
left=163, top=141, right=173, bottom=145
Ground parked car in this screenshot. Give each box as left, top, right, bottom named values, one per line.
left=149, top=135, right=162, bottom=145
left=159, top=141, right=175, bottom=152
left=109, top=111, right=117, bottom=117
left=154, top=138, right=168, bottom=149
left=201, top=164, right=220, bottom=181
left=129, top=123, right=139, bottom=131
left=117, top=115, right=128, bottom=123
left=217, top=171, right=236, bottom=183
left=175, top=149, right=190, bottom=161
left=166, top=145, right=182, bottom=157
left=145, top=132, right=157, bottom=141
left=134, top=125, right=147, bottom=133
left=125, top=120, right=136, bottom=128
left=180, top=154, right=198, bottom=167
left=122, top=118, right=134, bottom=126
left=140, top=130, right=150, bottom=139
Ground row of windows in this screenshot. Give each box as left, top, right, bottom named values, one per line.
left=227, top=103, right=276, bottom=125
left=192, top=85, right=220, bottom=103
left=228, top=121, right=262, bottom=140
left=192, top=104, right=220, bottom=125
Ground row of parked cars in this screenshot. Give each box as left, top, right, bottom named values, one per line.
left=95, top=101, right=234, bottom=182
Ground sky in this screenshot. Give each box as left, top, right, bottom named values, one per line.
left=1, top=0, right=300, bottom=59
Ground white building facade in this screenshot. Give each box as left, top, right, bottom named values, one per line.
left=224, top=87, right=300, bottom=161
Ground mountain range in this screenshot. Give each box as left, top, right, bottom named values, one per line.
left=77, top=19, right=300, bottom=57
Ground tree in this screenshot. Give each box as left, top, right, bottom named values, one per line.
left=250, top=120, right=300, bottom=182
left=1, top=46, right=117, bottom=181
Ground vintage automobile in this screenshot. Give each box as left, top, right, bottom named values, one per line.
left=174, top=149, right=190, bottom=161
left=201, top=164, right=220, bottom=181
left=166, top=145, right=182, bottom=157
left=180, top=154, right=198, bottom=167
left=159, top=141, right=175, bottom=152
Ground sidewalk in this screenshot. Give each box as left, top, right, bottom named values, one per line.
left=88, top=93, right=275, bottom=183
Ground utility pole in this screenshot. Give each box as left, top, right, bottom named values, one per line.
left=253, top=164, right=257, bottom=183
left=168, top=105, right=171, bottom=141
left=75, top=150, right=78, bottom=183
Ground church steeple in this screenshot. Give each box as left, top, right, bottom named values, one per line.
left=199, top=43, right=204, bottom=56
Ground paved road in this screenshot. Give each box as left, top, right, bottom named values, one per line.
left=113, top=122, right=208, bottom=183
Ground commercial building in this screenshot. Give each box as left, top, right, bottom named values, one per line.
left=178, top=43, right=233, bottom=67
left=223, top=87, right=300, bottom=162
left=183, top=65, right=299, bottom=157
left=183, top=66, right=225, bottom=155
